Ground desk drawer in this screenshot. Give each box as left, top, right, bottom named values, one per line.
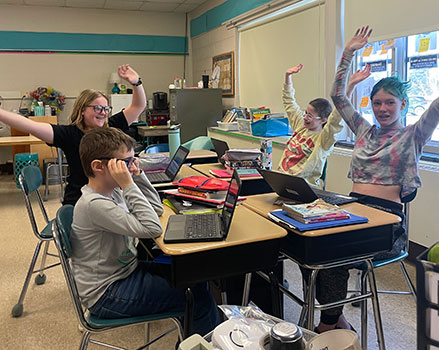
left=281, top=224, right=393, bottom=265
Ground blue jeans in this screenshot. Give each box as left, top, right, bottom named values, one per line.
left=89, top=261, right=220, bottom=336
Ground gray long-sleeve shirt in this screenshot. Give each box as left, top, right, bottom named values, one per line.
left=70, top=172, right=163, bottom=308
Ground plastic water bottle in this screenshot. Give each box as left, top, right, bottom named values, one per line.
left=168, top=124, right=181, bottom=159
left=260, top=139, right=272, bottom=170
left=44, top=104, right=51, bottom=116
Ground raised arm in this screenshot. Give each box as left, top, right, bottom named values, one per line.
left=330, top=26, right=373, bottom=135
left=283, top=64, right=304, bottom=130
left=118, top=64, right=147, bottom=125
left=413, top=97, right=439, bottom=145
left=0, top=108, right=54, bottom=143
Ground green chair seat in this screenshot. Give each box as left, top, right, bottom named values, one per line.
left=89, top=311, right=184, bottom=328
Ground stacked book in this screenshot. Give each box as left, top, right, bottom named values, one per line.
left=282, top=199, right=350, bottom=224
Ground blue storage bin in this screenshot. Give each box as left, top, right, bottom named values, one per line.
left=251, top=118, right=290, bottom=137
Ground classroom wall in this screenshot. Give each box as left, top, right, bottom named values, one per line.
left=189, top=0, right=239, bottom=110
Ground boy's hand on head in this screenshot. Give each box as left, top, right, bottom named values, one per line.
left=107, top=158, right=134, bottom=190
left=345, top=26, right=373, bottom=55
left=118, top=64, right=140, bottom=85
left=286, top=64, right=303, bottom=76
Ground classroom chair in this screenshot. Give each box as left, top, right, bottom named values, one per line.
left=43, top=147, right=68, bottom=202
left=140, top=143, right=170, bottom=154
left=181, top=136, right=214, bottom=151
left=53, top=205, right=184, bottom=350
left=11, top=165, right=60, bottom=318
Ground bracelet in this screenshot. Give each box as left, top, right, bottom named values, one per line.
left=132, top=77, right=142, bottom=86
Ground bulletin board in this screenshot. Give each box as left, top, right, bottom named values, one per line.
left=212, top=51, right=234, bottom=96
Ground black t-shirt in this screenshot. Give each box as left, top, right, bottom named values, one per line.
left=50, top=111, right=129, bottom=205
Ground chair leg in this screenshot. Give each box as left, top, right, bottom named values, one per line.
left=242, top=273, right=252, bottom=306
left=184, top=288, right=194, bottom=339
left=298, top=278, right=308, bottom=327
left=79, top=331, right=91, bottom=350
left=365, top=260, right=386, bottom=350
left=399, top=261, right=417, bottom=302
left=360, top=270, right=368, bottom=350
left=305, top=269, right=318, bottom=330
left=352, top=270, right=362, bottom=307
left=35, top=240, right=50, bottom=285
left=12, top=240, right=43, bottom=317
left=144, top=323, right=151, bottom=350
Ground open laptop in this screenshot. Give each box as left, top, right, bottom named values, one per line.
left=258, top=169, right=358, bottom=206
left=145, top=145, right=190, bottom=184
left=164, top=169, right=242, bottom=243
left=211, top=138, right=229, bottom=165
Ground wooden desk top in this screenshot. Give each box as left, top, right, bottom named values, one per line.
left=141, top=150, right=217, bottom=160
left=152, top=165, right=203, bottom=188
left=137, top=125, right=170, bottom=137
left=155, top=204, right=287, bottom=256
left=0, top=135, right=45, bottom=146
left=192, top=163, right=263, bottom=181
left=242, top=192, right=401, bottom=237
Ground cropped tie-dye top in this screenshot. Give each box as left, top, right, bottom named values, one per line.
left=331, top=51, right=439, bottom=197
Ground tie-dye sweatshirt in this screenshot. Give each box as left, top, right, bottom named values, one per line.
left=331, top=51, right=439, bottom=196
left=278, top=83, right=343, bottom=186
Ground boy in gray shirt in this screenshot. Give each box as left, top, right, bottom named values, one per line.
left=71, top=127, right=219, bottom=336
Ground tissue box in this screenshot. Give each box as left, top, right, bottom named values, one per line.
left=251, top=118, right=289, bottom=137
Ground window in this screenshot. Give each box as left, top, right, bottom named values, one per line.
left=349, top=30, right=439, bottom=153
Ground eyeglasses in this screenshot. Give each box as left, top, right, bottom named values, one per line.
left=98, top=157, right=136, bottom=169
left=87, top=105, right=113, bottom=114
left=304, top=111, right=321, bottom=119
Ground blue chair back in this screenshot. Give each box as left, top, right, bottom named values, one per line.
left=19, top=165, right=43, bottom=195
left=56, top=205, right=74, bottom=258
left=145, top=143, right=169, bottom=154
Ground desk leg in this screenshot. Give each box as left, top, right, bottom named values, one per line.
left=305, top=269, right=318, bottom=330
left=184, top=288, right=194, bottom=339
left=268, top=271, right=282, bottom=319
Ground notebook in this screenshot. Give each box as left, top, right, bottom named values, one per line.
left=258, top=169, right=358, bottom=206
left=164, top=169, right=242, bottom=243
left=269, top=209, right=368, bottom=232
left=211, top=138, right=229, bottom=165
left=145, top=145, right=189, bottom=184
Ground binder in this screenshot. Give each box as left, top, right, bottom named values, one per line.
left=269, top=209, right=368, bottom=232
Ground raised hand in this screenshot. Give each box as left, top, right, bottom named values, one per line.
left=286, top=64, right=303, bottom=76
left=349, top=64, right=372, bottom=86
left=118, top=64, right=140, bottom=85
left=345, top=26, right=373, bottom=55
left=107, top=158, right=134, bottom=190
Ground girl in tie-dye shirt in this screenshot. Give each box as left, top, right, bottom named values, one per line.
left=309, top=26, right=439, bottom=334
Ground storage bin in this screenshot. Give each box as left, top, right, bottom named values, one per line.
left=251, top=118, right=289, bottom=137
left=237, top=118, right=252, bottom=133
left=14, top=153, right=39, bottom=188
left=217, top=121, right=238, bottom=131
left=417, top=243, right=439, bottom=350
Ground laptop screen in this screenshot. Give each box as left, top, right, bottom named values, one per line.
left=220, top=170, right=241, bottom=235
left=166, top=146, right=189, bottom=178
left=211, top=138, right=229, bottom=163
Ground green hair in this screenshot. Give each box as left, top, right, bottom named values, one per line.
left=370, top=76, right=410, bottom=116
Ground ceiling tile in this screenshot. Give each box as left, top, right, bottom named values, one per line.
left=139, top=2, right=179, bottom=12
left=147, top=0, right=184, bottom=3
left=65, top=0, right=105, bottom=8
left=23, top=0, right=65, bottom=6
left=183, top=0, right=207, bottom=4
left=0, top=0, right=24, bottom=4
left=104, top=0, right=142, bottom=10
left=173, top=3, right=197, bottom=12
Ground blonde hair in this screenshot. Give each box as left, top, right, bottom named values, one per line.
left=70, top=89, right=109, bottom=131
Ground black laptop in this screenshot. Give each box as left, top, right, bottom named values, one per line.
left=211, top=138, right=229, bottom=165
left=164, top=169, right=242, bottom=243
left=258, top=169, right=357, bottom=206
left=145, top=145, right=190, bottom=184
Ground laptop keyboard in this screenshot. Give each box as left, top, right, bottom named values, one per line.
left=184, top=213, right=219, bottom=238
left=313, top=188, right=357, bottom=206
left=146, top=172, right=170, bottom=183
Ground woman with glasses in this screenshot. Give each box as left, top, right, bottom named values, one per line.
left=278, top=63, right=362, bottom=185
left=0, top=64, right=146, bottom=205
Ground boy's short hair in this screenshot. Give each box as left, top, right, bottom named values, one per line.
left=309, top=98, right=333, bottom=120
left=80, top=127, right=136, bottom=178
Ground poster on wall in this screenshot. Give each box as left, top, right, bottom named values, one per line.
left=212, top=51, right=234, bottom=97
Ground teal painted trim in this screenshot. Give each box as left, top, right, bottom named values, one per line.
left=0, top=31, right=188, bottom=54
left=191, top=0, right=271, bottom=37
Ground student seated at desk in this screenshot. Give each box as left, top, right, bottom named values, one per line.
left=278, top=63, right=362, bottom=185
left=305, top=26, right=439, bottom=334
left=0, top=64, right=145, bottom=206
left=70, top=127, right=219, bottom=336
